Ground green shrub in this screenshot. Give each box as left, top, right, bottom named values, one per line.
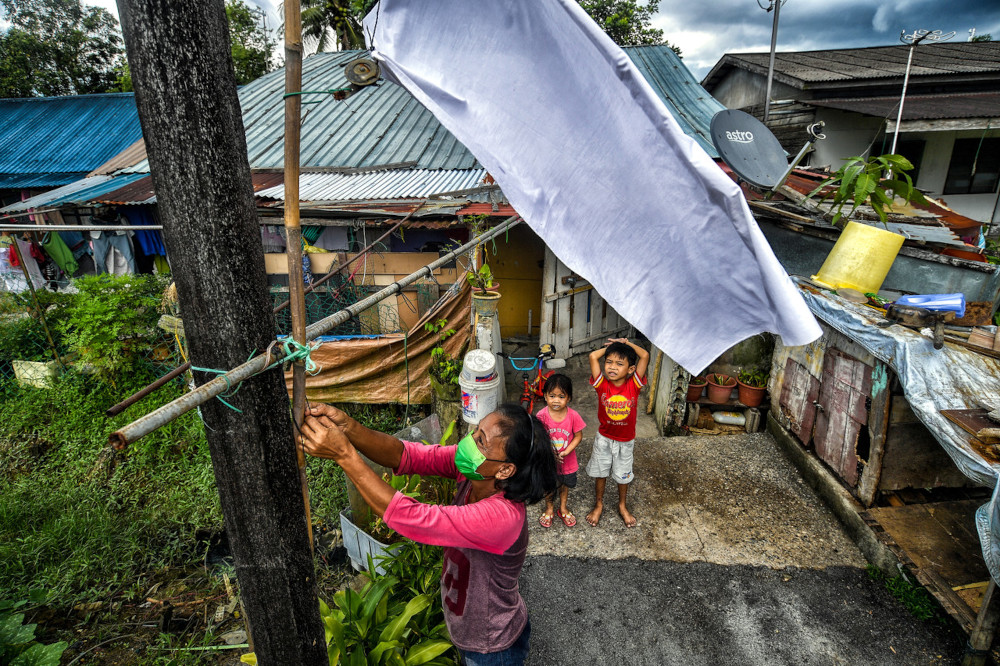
left=0, top=593, right=68, bottom=665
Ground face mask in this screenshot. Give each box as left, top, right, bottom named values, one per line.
left=454, top=433, right=507, bottom=481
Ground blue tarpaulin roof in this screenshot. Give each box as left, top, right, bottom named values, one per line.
left=0, top=93, right=143, bottom=189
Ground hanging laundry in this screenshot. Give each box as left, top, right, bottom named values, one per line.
left=363, top=1, right=821, bottom=374
left=40, top=231, right=79, bottom=276
left=121, top=207, right=167, bottom=256
left=91, top=232, right=136, bottom=275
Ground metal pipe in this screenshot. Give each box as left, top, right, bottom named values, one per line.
left=763, top=0, right=782, bottom=122
left=0, top=224, right=164, bottom=232
left=106, top=212, right=419, bottom=417
left=109, top=215, right=521, bottom=449
left=890, top=42, right=917, bottom=157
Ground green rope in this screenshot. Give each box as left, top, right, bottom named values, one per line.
left=191, top=339, right=321, bottom=413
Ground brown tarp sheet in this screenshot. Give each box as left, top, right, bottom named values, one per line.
left=285, top=282, right=471, bottom=404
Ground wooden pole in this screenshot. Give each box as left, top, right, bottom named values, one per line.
left=962, top=579, right=1000, bottom=666
left=9, top=236, right=64, bottom=368
left=282, top=0, right=314, bottom=553
left=116, top=1, right=326, bottom=662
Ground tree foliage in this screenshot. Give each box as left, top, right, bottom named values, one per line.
left=226, top=0, right=277, bottom=85
left=0, top=0, right=124, bottom=97
left=578, top=0, right=681, bottom=55
left=301, top=0, right=368, bottom=52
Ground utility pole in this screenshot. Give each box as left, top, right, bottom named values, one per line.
left=115, top=1, right=326, bottom=663
left=759, top=0, right=785, bottom=122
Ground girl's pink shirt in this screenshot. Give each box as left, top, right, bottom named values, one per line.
left=535, top=406, right=586, bottom=475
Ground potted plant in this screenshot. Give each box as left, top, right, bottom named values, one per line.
left=686, top=376, right=707, bottom=402
left=706, top=373, right=736, bottom=404
left=467, top=263, right=501, bottom=317
left=737, top=368, right=769, bottom=408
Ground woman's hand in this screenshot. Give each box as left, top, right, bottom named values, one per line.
left=301, top=412, right=357, bottom=463
left=307, top=404, right=355, bottom=434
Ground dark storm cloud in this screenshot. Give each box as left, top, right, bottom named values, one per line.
left=655, top=0, right=1000, bottom=78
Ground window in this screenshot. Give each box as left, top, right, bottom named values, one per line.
left=944, top=137, right=1000, bottom=195
left=893, top=138, right=925, bottom=186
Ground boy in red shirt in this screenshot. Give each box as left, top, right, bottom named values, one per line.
left=585, top=338, right=649, bottom=528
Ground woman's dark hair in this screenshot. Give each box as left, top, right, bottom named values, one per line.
left=542, top=373, right=573, bottom=401
left=493, top=403, right=558, bottom=504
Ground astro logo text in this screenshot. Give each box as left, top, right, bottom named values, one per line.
left=725, top=130, right=754, bottom=143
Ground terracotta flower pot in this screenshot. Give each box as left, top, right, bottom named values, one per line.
left=686, top=377, right=707, bottom=402
left=737, top=381, right=766, bottom=408
left=706, top=374, right=736, bottom=404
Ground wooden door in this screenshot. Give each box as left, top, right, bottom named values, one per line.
left=778, top=357, right=820, bottom=444
left=538, top=248, right=630, bottom=357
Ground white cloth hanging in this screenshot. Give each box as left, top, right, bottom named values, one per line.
left=363, top=0, right=821, bottom=374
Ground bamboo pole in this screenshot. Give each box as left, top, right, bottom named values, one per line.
left=8, top=237, right=64, bottom=368
left=282, top=0, right=313, bottom=551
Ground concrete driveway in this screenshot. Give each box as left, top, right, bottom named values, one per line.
left=517, top=356, right=962, bottom=664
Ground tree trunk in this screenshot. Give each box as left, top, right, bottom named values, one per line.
left=115, top=2, right=326, bottom=663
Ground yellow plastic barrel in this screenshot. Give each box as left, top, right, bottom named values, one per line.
left=812, top=221, right=904, bottom=294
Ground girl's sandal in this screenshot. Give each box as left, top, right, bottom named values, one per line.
left=539, top=513, right=553, bottom=528
left=556, top=510, right=576, bottom=527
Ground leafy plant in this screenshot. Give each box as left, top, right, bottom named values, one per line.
left=866, top=565, right=944, bottom=623
left=737, top=368, right=768, bottom=388
left=466, top=263, right=496, bottom=294
left=709, top=373, right=735, bottom=387
left=424, top=319, right=466, bottom=392
left=807, top=153, right=928, bottom=227
left=688, top=376, right=706, bottom=386
left=0, top=592, right=68, bottom=665
left=58, top=273, right=167, bottom=381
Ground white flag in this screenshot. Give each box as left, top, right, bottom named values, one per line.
left=364, top=0, right=821, bottom=374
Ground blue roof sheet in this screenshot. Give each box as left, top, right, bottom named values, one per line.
left=621, top=46, right=726, bottom=158
left=125, top=46, right=723, bottom=173
left=0, top=93, right=143, bottom=188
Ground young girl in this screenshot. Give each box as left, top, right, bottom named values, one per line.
left=536, top=374, right=586, bottom=528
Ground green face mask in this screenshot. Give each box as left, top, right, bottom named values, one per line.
left=454, top=433, right=508, bottom=481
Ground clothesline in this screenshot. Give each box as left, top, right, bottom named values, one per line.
left=0, top=224, right=164, bottom=232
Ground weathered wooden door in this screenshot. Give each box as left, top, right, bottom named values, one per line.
left=813, top=349, right=873, bottom=486
left=778, top=357, right=820, bottom=444
left=538, top=248, right=630, bottom=357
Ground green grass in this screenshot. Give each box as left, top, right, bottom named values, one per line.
left=866, top=564, right=946, bottom=623
left=0, top=368, right=359, bottom=606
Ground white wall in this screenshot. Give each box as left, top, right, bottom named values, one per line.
left=809, top=110, right=1000, bottom=224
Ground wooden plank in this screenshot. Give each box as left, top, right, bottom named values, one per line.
left=857, top=365, right=891, bottom=507
left=589, top=288, right=606, bottom=350
left=538, top=247, right=557, bottom=347
left=778, top=358, right=820, bottom=444
left=553, top=257, right=572, bottom=356
left=963, top=580, right=1000, bottom=666
left=868, top=501, right=989, bottom=586
left=569, top=288, right=589, bottom=352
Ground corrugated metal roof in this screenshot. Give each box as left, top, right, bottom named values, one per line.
left=118, top=45, right=725, bottom=173
left=703, top=41, right=1000, bottom=90
left=808, top=91, right=1000, bottom=121
left=80, top=172, right=284, bottom=206
left=256, top=168, right=490, bottom=201
left=621, top=45, right=725, bottom=158
left=0, top=173, right=147, bottom=213
left=0, top=93, right=143, bottom=188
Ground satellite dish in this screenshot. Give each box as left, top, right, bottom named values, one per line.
left=344, top=57, right=380, bottom=86
left=710, top=109, right=788, bottom=189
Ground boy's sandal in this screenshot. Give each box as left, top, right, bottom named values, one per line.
left=539, top=513, right=553, bottom=528
left=556, top=510, right=577, bottom=527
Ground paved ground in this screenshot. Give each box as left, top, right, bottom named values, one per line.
left=517, top=353, right=964, bottom=665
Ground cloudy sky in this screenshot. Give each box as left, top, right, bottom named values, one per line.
left=87, top=0, right=1000, bottom=80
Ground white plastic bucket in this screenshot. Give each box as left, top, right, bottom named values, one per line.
left=459, top=375, right=501, bottom=425
left=460, top=349, right=498, bottom=383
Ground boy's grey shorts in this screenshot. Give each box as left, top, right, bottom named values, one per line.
left=586, top=432, right=635, bottom=484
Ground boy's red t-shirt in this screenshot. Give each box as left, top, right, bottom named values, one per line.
left=590, top=372, right=647, bottom=442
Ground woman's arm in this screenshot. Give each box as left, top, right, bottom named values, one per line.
left=306, top=404, right=403, bottom=469
left=301, top=413, right=396, bottom=517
